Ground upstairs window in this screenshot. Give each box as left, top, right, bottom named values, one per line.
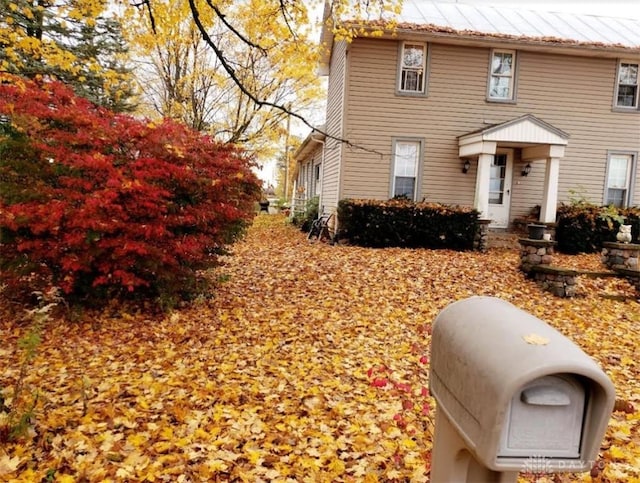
left=615, top=61, right=639, bottom=108
left=488, top=50, right=516, bottom=101
left=392, top=139, right=422, bottom=200
left=398, top=42, right=427, bottom=94
left=605, top=153, right=635, bottom=208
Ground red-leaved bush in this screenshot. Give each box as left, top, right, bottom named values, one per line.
left=0, top=74, right=261, bottom=306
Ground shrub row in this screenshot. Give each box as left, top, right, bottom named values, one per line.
left=0, top=75, right=261, bottom=307
left=337, top=198, right=480, bottom=250
left=555, top=204, right=640, bottom=254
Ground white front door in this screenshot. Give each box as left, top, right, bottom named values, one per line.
left=488, top=150, right=513, bottom=228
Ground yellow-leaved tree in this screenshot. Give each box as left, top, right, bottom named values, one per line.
left=123, top=0, right=402, bottom=193
left=0, top=0, right=136, bottom=111
left=1, top=0, right=402, bottom=191
left=123, top=0, right=324, bottom=165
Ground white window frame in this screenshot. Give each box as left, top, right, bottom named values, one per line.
left=614, top=60, right=639, bottom=109
left=488, top=49, right=517, bottom=102
left=397, top=42, right=428, bottom=95
left=390, top=138, right=423, bottom=201
left=604, top=151, right=637, bottom=208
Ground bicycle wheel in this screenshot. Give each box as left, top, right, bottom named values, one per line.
left=307, top=220, right=321, bottom=240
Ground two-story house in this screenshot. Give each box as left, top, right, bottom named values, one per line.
left=294, top=0, right=640, bottom=229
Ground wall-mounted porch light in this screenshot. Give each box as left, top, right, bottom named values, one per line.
left=521, top=163, right=532, bottom=177
left=462, top=159, right=471, bottom=174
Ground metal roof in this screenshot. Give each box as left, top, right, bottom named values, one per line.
left=398, top=1, right=640, bottom=49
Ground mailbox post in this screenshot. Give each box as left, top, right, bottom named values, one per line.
left=429, top=297, right=615, bottom=482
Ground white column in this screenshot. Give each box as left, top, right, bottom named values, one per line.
left=474, top=153, right=493, bottom=219
left=540, top=157, right=560, bottom=223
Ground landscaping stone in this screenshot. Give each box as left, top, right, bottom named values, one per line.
left=602, top=242, right=640, bottom=271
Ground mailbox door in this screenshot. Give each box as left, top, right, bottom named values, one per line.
left=498, top=374, right=585, bottom=459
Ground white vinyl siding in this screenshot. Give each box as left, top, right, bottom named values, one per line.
left=615, top=61, right=639, bottom=109
left=488, top=49, right=516, bottom=101
left=398, top=42, right=427, bottom=94
left=605, top=153, right=636, bottom=207
left=322, top=41, right=348, bottom=212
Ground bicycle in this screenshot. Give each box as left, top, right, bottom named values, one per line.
left=307, top=213, right=335, bottom=243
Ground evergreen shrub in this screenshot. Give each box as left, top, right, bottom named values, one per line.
left=337, top=198, right=479, bottom=250
left=556, top=204, right=640, bottom=254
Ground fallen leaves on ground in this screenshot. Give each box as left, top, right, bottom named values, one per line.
left=1, top=215, right=638, bottom=482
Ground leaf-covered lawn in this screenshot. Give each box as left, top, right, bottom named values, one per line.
left=1, top=215, right=639, bottom=482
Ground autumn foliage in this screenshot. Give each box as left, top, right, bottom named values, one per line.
left=0, top=75, right=261, bottom=305
left=1, top=216, right=638, bottom=481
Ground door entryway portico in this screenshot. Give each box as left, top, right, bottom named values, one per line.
left=458, top=114, right=569, bottom=227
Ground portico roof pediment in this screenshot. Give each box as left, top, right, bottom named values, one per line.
left=459, top=114, right=567, bottom=225
left=459, top=114, right=569, bottom=157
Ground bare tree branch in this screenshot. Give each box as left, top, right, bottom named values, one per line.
left=131, top=0, right=157, bottom=34
left=206, top=1, right=267, bottom=54
left=185, top=0, right=382, bottom=155
left=278, top=0, right=299, bottom=41
left=134, top=0, right=383, bottom=157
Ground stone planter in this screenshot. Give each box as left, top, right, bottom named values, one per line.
left=519, top=238, right=556, bottom=272
left=530, top=265, right=579, bottom=298
left=602, top=242, right=639, bottom=271
left=474, top=219, right=491, bottom=252
left=519, top=238, right=578, bottom=297
left=527, top=223, right=546, bottom=240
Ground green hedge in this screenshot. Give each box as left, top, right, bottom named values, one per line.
left=337, top=199, right=480, bottom=250
left=556, top=204, right=640, bottom=254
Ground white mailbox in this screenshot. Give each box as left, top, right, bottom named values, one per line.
left=430, top=297, right=615, bottom=480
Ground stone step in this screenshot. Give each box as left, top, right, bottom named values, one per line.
left=486, top=231, right=521, bottom=250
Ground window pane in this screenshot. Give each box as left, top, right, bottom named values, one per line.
left=492, top=52, right=512, bottom=75
left=394, top=177, right=415, bottom=198
left=393, top=141, right=419, bottom=199
left=608, top=156, right=629, bottom=189
left=489, top=154, right=506, bottom=203
left=490, top=76, right=511, bottom=98
left=395, top=142, right=418, bottom=177
left=606, top=188, right=625, bottom=208
left=617, top=85, right=638, bottom=107
left=402, top=70, right=422, bottom=92
left=490, top=165, right=505, bottom=179
left=620, top=63, right=639, bottom=84
left=396, top=157, right=416, bottom=176
left=606, top=155, right=632, bottom=207
left=494, top=154, right=507, bottom=167
left=403, top=44, right=424, bottom=68
left=490, top=179, right=504, bottom=192
left=489, top=191, right=503, bottom=204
